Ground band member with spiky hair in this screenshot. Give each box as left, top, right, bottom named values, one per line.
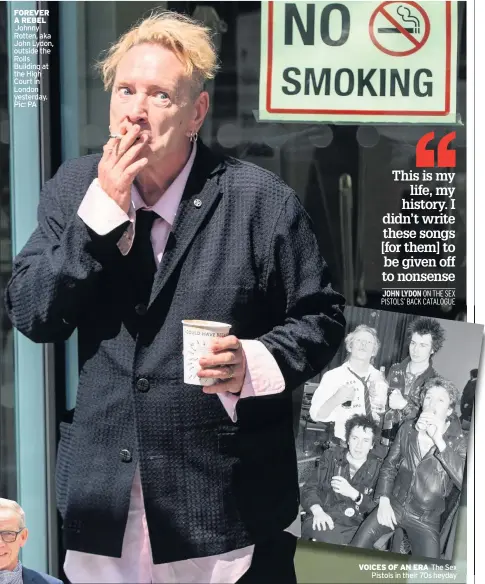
left=301, top=415, right=382, bottom=546
left=381, top=317, right=446, bottom=446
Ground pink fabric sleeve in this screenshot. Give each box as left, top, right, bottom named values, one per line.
left=217, top=340, right=285, bottom=423
left=77, top=178, right=135, bottom=255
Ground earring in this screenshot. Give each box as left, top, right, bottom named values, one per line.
left=190, top=131, right=198, bottom=143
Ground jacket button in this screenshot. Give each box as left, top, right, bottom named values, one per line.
left=136, top=378, right=150, bottom=392
left=120, top=449, right=132, bottom=463
left=135, top=303, right=147, bottom=316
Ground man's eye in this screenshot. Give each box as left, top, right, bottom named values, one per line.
left=119, top=87, right=131, bottom=95
left=156, top=91, right=169, bottom=100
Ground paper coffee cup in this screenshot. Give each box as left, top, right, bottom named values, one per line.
left=182, top=320, right=231, bottom=386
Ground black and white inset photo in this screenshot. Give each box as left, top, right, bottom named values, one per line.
left=296, top=306, right=482, bottom=560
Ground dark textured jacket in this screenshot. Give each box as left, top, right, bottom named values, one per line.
left=4, top=143, right=345, bottom=563
left=375, top=418, right=466, bottom=521
left=301, top=446, right=382, bottom=526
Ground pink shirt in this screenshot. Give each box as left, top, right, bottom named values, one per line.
left=68, top=144, right=299, bottom=583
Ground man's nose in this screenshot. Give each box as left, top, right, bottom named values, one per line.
left=127, top=94, right=149, bottom=124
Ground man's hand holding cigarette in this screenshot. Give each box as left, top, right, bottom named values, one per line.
left=98, top=121, right=149, bottom=213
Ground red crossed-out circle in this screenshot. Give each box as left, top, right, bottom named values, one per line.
left=369, top=1, right=431, bottom=57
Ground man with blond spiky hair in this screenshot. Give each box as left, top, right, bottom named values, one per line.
left=5, top=10, right=345, bottom=583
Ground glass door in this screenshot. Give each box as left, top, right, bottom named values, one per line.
left=3, top=0, right=49, bottom=573
left=0, top=0, right=16, bottom=502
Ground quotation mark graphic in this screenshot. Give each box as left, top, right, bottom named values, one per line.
left=415, top=131, right=456, bottom=168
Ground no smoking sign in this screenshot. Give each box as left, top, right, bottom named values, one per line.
left=370, top=1, right=431, bottom=57
left=259, top=1, right=457, bottom=124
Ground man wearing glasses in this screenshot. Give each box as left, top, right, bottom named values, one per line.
left=0, top=498, right=61, bottom=583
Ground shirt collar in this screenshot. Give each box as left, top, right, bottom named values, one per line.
left=345, top=361, right=373, bottom=377
left=0, top=560, right=22, bottom=583
left=131, top=142, right=197, bottom=226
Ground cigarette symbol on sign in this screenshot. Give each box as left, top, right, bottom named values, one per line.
left=369, top=2, right=430, bottom=57
left=378, top=5, right=421, bottom=34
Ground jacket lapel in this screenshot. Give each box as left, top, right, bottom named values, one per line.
left=21, top=567, right=36, bottom=584
left=148, top=143, right=226, bottom=306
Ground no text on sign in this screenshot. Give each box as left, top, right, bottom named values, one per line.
left=369, top=1, right=431, bottom=57
left=259, top=1, right=458, bottom=124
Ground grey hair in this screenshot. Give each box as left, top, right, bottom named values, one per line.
left=345, top=325, right=381, bottom=358
left=0, top=499, right=25, bottom=529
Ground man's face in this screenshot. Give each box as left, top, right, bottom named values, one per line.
left=347, top=426, right=374, bottom=460
left=109, top=43, right=209, bottom=165
left=350, top=331, right=375, bottom=362
left=409, top=332, right=433, bottom=364
left=0, top=509, right=28, bottom=571
left=422, top=385, right=452, bottom=421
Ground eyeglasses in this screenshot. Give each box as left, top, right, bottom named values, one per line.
left=0, top=529, right=24, bottom=543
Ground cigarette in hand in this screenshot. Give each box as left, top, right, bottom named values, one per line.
left=109, top=133, right=123, bottom=139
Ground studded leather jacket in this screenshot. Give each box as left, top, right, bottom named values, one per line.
left=301, top=446, right=383, bottom=526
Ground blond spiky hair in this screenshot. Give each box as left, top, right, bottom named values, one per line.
left=96, top=10, right=219, bottom=95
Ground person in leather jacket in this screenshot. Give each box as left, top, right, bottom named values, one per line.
left=460, top=368, right=477, bottom=430
left=381, top=317, right=446, bottom=446
left=300, top=415, right=382, bottom=546
left=351, top=377, right=466, bottom=559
